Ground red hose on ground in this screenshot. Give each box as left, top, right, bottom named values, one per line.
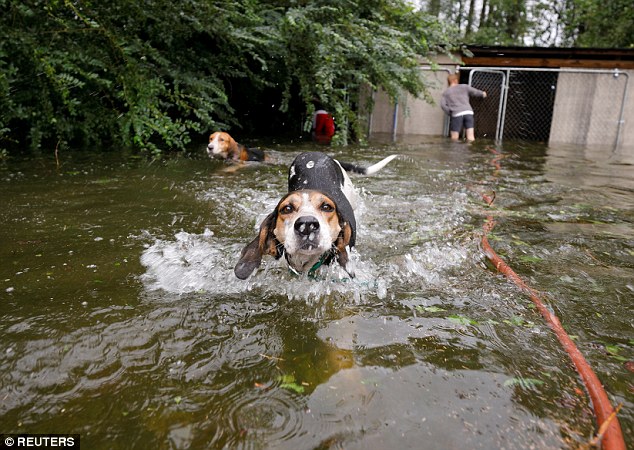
left=479, top=155, right=626, bottom=450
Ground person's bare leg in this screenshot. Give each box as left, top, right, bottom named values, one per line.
left=450, top=131, right=460, bottom=141
left=466, top=128, right=475, bottom=142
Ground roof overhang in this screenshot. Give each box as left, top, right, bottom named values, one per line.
left=461, top=45, right=634, bottom=69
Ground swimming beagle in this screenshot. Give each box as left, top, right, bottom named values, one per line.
left=234, top=151, right=398, bottom=279
left=207, top=131, right=266, bottom=162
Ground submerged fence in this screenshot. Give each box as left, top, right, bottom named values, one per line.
left=463, top=67, right=630, bottom=149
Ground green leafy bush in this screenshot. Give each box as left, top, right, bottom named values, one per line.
left=0, top=0, right=456, bottom=153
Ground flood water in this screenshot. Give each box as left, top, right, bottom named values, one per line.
left=1, top=136, right=632, bottom=449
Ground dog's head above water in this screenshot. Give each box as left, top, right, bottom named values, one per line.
left=207, top=131, right=267, bottom=163
left=207, top=131, right=236, bottom=160
left=233, top=151, right=399, bottom=279
left=234, top=152, right=357, bottom=279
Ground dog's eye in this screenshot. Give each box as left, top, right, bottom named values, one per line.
left=280, top=204, right=294, bottom=214
left=320, top=202, right=334, bottom=212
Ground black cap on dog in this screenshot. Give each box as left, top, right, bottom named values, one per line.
left=287, top=152, right=356, bottom=247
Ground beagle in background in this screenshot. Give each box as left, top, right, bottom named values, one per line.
left=234, top=151, right=398, bottom=279
left=207, top=131, right=267, bottom=162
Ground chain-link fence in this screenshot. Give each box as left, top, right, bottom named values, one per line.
left=367, top=66, right=631, bottom=151
left=462, top=67, right=630, bottom=149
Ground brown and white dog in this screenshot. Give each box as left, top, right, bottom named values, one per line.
left=207, top=131, right=266, bottom=162
left=234, top=151, right=398, bottom=279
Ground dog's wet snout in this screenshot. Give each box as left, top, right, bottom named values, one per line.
left=294, top=216, right=320, bottom=237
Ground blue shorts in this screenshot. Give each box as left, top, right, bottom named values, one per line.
left=450, top=114, right=474, bottom=132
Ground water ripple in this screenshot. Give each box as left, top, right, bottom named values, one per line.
left=224, top=387, right=305, bottom=447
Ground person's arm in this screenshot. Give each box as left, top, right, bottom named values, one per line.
left=468, top=86, right=487, bottom=98
left=440, top=93, right=451, bottom=114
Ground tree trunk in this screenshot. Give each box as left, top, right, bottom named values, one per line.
left=465, top=0, right=477, bottom=37
left=456, top=0, right=465, bottom=31
left=427, top=0, right=441, bottom=17
left=479, top=0, right=488, bottom=28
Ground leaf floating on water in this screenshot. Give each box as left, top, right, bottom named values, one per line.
left=280, top=383, right=304, bottom=394
left=447, top=315, right=479, bottom=326
left=605, top=345, right=628, bottom=362
left=260, top=353, right=284, bottom=362
left=93, top=178, right=119, bottom=185
left=416, top=305, right=446, bottom=313
left=503, top=316, right=536, bottom=328
left=511, top=235, right=530, bottom=246
left=503, top=377, right=544, bottom=390
left=518, top=255, right=542, bottom=263
left=277, top=374, right=305, bottom=394
left=605, top=345, right=620, bottom=355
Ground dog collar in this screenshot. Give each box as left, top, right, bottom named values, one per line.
left=308, top=251, right=335, bottom=276
left=286, top=248, right=335, bottom=277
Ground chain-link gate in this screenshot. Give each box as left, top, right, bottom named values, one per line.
left=468, top=70, right=505, bottom=140
left=464, top=67, right=630, bottom=149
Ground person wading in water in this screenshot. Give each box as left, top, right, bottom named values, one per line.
left=441, top=73, right=487, bottom=142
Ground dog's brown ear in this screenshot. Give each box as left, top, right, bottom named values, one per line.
left=334, top=221, right=354, bottom=277
left=227, top=135, right=240, bottom=159
left=234, top=212, right=279, bottom=279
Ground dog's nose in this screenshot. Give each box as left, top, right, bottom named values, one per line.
left=294, top=216, right=319, bottom=236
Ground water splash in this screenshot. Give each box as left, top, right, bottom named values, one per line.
left=139, top=227, right=475, bottom=304
left=139, top=160, right=479, bottom=301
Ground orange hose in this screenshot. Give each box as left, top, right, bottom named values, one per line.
left=480, top=147, right=625, bottom=450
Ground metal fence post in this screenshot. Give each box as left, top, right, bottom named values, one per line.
left=613, top=69, right=630, bottom=152
left=392, top=99, right=399, bottom=142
